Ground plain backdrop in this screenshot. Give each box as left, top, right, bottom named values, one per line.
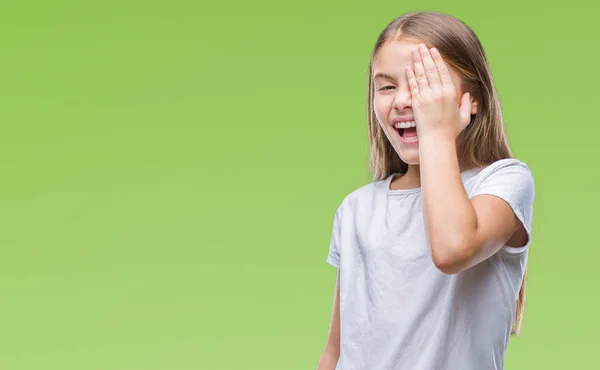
left=0, top=1, right=597, bottom=369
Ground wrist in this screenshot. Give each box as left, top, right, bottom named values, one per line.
left=417, top=129, right=457, bottom=146
left=418, top=130, right=458, bottom=166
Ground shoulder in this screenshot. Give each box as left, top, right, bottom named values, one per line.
left=492, top=158, right=532, bottom=179
left=479, top=158, right=533, bottom=176
left=467, top=157, right=535, bottom=220
left=469, top=158, right=535, bottom=192
left=468, top=157, right=536, bottom=222
left=335, top=176, right=390, bottom=213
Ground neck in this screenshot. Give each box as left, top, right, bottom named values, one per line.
left=403, top=162, right=470, bottom=186
left=389, top=164, right=421, bottom=190
left=404, top=164, right=421, bottom=185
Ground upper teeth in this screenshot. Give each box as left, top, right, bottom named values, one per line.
left=394, top=121, right=415, bottom=129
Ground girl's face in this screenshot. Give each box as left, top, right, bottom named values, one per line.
left=372, top=39, right=466, bottom=165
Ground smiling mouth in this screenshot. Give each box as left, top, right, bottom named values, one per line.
left=395, top=127, right=417, bottom=137
left=393, top=125, right=419, bottom=144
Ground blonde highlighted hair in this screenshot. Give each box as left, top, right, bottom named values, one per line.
left=367, top=11, right=527, bottom=336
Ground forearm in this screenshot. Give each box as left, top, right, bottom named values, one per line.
left=418, top=133, right=478, bottom=270
left=316, top=348, right=339, bottom=370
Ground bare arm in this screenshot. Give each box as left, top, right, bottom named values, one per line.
left=419, top=135, right=526, bottom=274
left=316, top=270, right=340, bottom=370
left=406, top=44, right=528, bottom=275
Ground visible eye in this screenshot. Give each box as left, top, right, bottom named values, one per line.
left=378, top=86, right=395, bottom=91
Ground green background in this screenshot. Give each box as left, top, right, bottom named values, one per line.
left=0, top=1, right=597, bottom=369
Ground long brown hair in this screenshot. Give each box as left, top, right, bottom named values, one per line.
left=367, top=11, right=527, bottom=336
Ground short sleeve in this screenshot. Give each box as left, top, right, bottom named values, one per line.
left=470, top=159, right=535, bottom=255
left=326, top=206, right=342, bottom=268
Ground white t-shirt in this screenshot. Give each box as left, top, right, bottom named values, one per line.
left=326, top=158, right=535, bottom=370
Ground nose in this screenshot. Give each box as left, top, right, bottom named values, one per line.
left=392, top=88, right=412, bottom=111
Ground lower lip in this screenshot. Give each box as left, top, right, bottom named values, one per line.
left=395, top=128, right=419, bottom=145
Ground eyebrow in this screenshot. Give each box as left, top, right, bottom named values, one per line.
left=373, top=73, right=397, bottom=81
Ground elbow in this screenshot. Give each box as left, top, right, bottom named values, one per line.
left=430, top=239, right=473, bottom=275
left=432, top=256, right=464, bottom=275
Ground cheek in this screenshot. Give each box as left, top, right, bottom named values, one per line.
left=373, top=96, right=391, bottom=122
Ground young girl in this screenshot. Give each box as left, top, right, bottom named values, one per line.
left=317, top=11, right=535, bottom=370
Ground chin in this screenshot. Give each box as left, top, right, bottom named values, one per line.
left=392, top=144, right=420, bottom=166
left=384, top=125, right=420, bottom=167
left=402, top=156, right=419, bottom=165
left=400, top=154, right=419, bottom=165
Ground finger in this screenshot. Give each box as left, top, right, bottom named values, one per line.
left=430, top=48, right=453, bottom=88
left=411, top=46, right=429, bottom=91
left=405, top=66, right=419, bottom=100
left=420, top=44, right=441, bottom=88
